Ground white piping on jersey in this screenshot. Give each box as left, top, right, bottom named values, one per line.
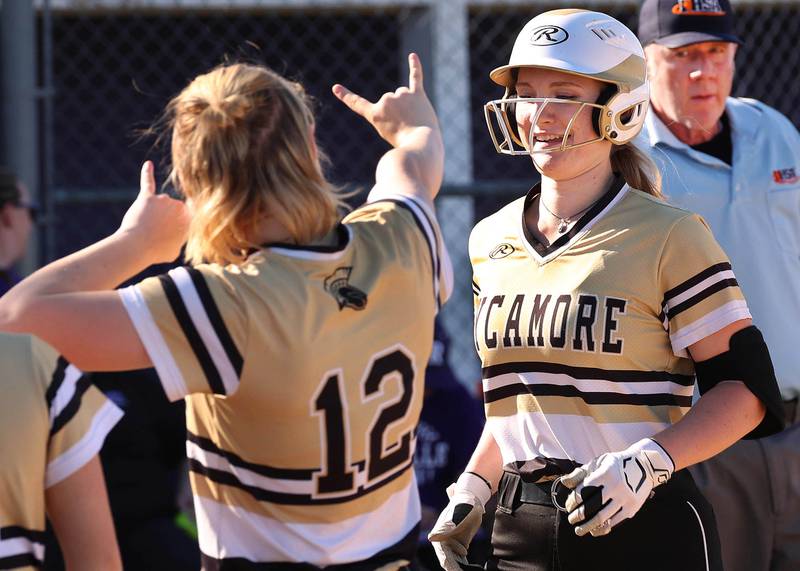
left=377, top=194, right=452, bottom=310
left=0, top=536, right=45, bottom=564
left=268, top=225, right=353, bottom=261
left=686, top=500, right=710, bottom=571
left=119, top=286, right=188, bottom=401
left=169, top=267, right=240, bottom=396
left=483, top=371, right=695, bottom=398
left=193, top=481, right=420, bottom=565
left=48, top=364, right=83, bottom=429
left=186, top=440, right=316, bottom=496
left=518, top=184, right=631, bottom=265
left=663, top=269, right=737, bottom=313
left=45, top=399, right=123, bottom=488
left=669, top=299, right=751, bottom=355
left=188, top=435, right=418, bottom=501
left=439, top=240, right=454, bottom=308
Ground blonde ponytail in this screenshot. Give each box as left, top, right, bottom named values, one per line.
left=611, top=142, right=662, bottom=199
left=165, top=63, right=347, bottom=266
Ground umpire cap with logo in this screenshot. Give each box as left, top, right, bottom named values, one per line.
left=638, top=0, right=743, bottom=48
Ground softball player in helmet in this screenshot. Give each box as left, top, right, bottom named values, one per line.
left=429, top=9, right=783, bottom=570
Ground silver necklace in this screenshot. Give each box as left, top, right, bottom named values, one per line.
left=539, top=196, right=600, bottom=234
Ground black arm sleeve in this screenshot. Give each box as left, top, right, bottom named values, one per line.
left=693, top=326, right=785, bottom=439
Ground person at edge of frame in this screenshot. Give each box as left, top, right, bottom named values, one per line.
left=0, top=330, right=123, bottom=570
left=427, top=8, right=784, bottom=571
left=37, top=255, right=199, bottom=571
left=0, top=167, right=36, bottom=296
left=636, top=1, right=800, bottom=570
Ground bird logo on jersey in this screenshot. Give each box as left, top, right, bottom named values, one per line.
left=324, top=266, right=368, bottom=311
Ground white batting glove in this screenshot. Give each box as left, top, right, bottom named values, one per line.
left=427, top=472, right=492, bottom=571
left=561, top=438, right=674, bottom=537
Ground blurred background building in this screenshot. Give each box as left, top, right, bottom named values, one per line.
left=2, top=0, right=799, bottom=387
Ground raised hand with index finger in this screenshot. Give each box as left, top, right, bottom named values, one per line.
left=332, top=53, right=440, bottom=150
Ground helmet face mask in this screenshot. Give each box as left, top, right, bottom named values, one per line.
left=484, top=95, right=607, bottom=155
left=486, top=9, right=649, bottom=156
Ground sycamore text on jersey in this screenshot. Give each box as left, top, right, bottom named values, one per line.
left=475, top=293, right=627, bottom=355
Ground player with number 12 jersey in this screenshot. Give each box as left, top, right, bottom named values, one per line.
left=121, top=194, right=451, bottom=565
left=0, top=54, right=450, bottom=569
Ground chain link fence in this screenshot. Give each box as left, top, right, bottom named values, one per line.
left=10, top=0, right=800, bottom=385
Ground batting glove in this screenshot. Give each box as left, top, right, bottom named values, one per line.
left=428, top=472, right=492, bottom=571
left=561, top=438, right=674, bottom=537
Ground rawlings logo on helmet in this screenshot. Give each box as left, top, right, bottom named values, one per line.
left=529, top=25, right=569, bottom=46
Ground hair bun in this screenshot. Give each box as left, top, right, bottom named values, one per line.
left=215, top=93, right=252, bottom=124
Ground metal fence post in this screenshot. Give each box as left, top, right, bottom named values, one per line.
left=432, top=0, right=480, bottom=384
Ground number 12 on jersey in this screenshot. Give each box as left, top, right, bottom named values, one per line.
left=311, top=347, right=416, bottom=498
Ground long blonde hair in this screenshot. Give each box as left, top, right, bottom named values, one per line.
left=165, top=63, right=346, bottom=266
left=611, top=142, right=662, bottom=199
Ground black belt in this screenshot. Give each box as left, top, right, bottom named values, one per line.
left=497, top=469, right=697, bottom=514
left=496, top=471, right=561, bottom=513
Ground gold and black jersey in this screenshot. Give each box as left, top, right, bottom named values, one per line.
left=470, top=179, right=750, bottom=482
left=0, top=334, right=122, bottom=570
left=120, top=195, right=452, bottom=566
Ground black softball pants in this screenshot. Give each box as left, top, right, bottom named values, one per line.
left=486, top=470, right=722, bottom=571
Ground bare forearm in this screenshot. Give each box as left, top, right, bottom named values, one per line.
left=47, top=457, right=122, bottom=571
left=0, top=232, right=155, bottom=329
left=654, top=381, right=765, bottom=471
left=376, top=127, right=444, bottom=200
left=17, top=232, right=152, bottom=295
left=400, top=125, right=444, bottom=194
left=464, top=423, right=504, bottom=494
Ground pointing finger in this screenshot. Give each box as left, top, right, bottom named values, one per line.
left=140, top=161, right=156, bottom=196
left=408, top=52, right=423, bottom=92
left=332, top=83, right=373, bottom=119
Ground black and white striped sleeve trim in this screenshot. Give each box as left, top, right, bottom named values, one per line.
left=372, top=194, right=453, bottom=311
left=44, top=361, right=123, bottom=487
left=0, top=526, right=46, bottom=569
left=161, top=267, right=243, bottom=396
left=120, top=283, right=188, bottom=401
left=661, top=262, right=751, bottom=353
left=120, top=267, right=244, bottom=400
left=45, top=399, right=122, bottom=487
left=45, top=359, right=92, bottom=437
left=661, top=262, right=739, bottom=322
